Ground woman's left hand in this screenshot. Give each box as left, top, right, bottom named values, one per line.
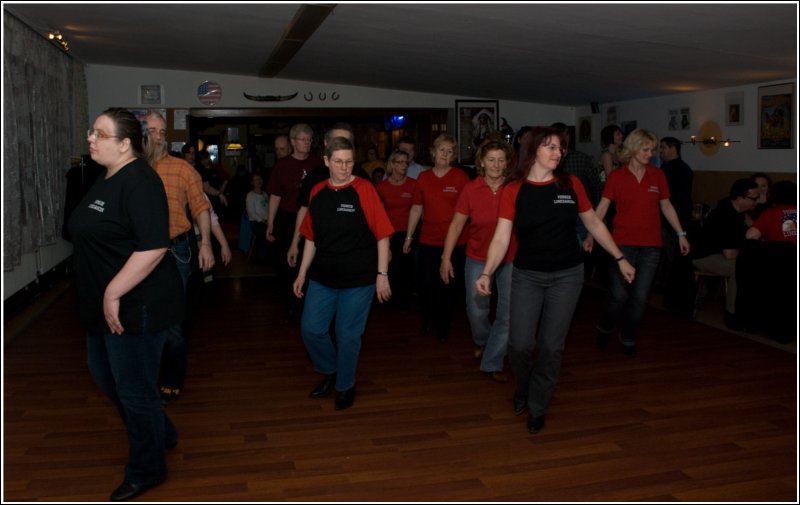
left=103, top=293, right=124, bottom=334
left=618, top=260, right=636, bottom=284
left=376, top=275, right=392, bottom=303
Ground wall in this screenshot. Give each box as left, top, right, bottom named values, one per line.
left=85, top=64, right=572, bottom=140
left=593, top=79, right=797, bottom=174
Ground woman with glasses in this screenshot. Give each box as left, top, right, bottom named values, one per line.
left=377, top=149, right=417, bottom=309
left=586, top=128, right=689, bottom=357
left=440, top=139, right=514, bottom=383
left=293, top=137, right=394, bottom=410
left=477, top=126, right=634, bottom=435
left=403, top=134, right=470, bottom=342
left=69, top=108, right=183, bottom=501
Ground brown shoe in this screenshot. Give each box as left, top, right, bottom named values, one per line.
left=473, top=346, right=485, bottom=359
left=483, top=371, right=509, bottom=383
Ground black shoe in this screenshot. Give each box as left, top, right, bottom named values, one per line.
left=309, top=373, right=336, bottom=398
left=622, top=344, right=637, bottom=358
left=596, top=328, right=612, bottom=350
left=513, top=394, right=528, bottom=416
left=527, top=414, right=545, bottom=434
left=724, top=311, right=744, bottom=331
left=334, top=387, right=356, bottom=410
left=110, top=478, right=164, bottom=501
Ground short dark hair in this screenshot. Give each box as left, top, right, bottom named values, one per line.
left=661, top=136, right=682, bottom=156
left=102, top=107, right=144, bottom=158
left=397, top=135, right=415, bottom=146
left=600, top=124, right=622, bottom=148
left=769, top=180, right=795, bottom=205
left=181, top=143, right=194, bottom=155
left=729, top=178, right=758, bottom=200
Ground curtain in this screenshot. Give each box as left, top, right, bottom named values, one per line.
left=3, top=13, right=87, bottom=271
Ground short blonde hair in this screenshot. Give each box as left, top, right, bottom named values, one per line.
left=619, top=128, right=657, bottom=165
left=474, top=139, right=513, bottom=177
left=384, top=149, right=409, bottom=177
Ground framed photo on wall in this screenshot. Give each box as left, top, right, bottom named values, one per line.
left=455, top=100, right=499, bottom=163
left=758, top=82, right=793, bottom=149
left=725, top=91, right=743, bottom=126
left=578, top=116, right=592, bottom=143
left=139, top=84, right=163, bottom=106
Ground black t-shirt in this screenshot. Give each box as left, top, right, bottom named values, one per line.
left=513, top=180, right=584, bottom=272
left=696, top=198, right=747, bottom=259
left=68, top=158, right=184, bottom=334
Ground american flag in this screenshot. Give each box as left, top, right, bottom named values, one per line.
left=197, top=80, right=222, bottom=106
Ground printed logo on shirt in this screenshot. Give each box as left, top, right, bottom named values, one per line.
left=337, top=203, right=355, bottom=213
left=401, top=192, right=413, bottom=199
left=647, top=185, right=661, bottom=194
left=443, top=186, right=459, bottom=193
left=88, top=199, right=105, bottom=213
left=782, top=210, right=797, bottom=237
left=553, top=194, right=576, bottom=205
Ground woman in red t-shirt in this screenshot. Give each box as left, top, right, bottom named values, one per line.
left=403, top=134, right=469, bottom=342
left=378, top=149, right=418, bottom=309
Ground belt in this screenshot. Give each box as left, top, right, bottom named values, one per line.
left=170, top=231, right=190, bottom=245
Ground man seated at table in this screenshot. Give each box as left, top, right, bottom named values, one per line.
left=692, top=178, right=759, bottom=330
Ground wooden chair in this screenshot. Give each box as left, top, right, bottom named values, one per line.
left=693, top=270, right=727, bottom=317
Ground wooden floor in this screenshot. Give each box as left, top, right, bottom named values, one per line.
left=3, top=251, right=797, bottom=502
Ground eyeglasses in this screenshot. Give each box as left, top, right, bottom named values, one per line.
left=543, top=144, right=565, bottom=154
left=147, top=127, right=167, bottom=138
left=87, top=129, right=119, bottom=141
left=392, top=159, right=409, bottom=165
left=745, top=195, right=760, bottom=202
left=293, top=136, right=312, bottom=143
left=330, top=159, right=355, bottom=168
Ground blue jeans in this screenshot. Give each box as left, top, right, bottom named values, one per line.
left=508, top=264, right=584, bottom=417
left=598, top=245, right=662, bottom=346
left=160, top=238, right=191, bottom=389
left=86, top=308, right=177, bottom=485
left=301, top=280, right=375, bottom=392
left=464, top=257, right=511, bottom=372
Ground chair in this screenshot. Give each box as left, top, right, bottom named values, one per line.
left=693, top=270, right=727, bottom=318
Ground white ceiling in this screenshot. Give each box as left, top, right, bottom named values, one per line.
left=4, top=2, right=797, bottom=106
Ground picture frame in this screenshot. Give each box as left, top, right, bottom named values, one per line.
left=139, top=84, right=163, bottom=106
left=725, top=91, right=743, bottom=126
left=758, top=82, right=793, bottom=149
left=578, top=116, right=592, bottom=143
left=455, top=99, right=499, bottom=163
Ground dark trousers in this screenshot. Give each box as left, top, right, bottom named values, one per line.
left=416, top=243, right=465, bottom=339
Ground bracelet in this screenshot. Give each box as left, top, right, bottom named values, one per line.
left=480, top=273, right=491, bottom=279
left=405, top=236, right=413, bottom=241
left=676, top=231, right=687, bottom=237
left=377, top=271, right=389, bottom=277
left=200, top=242, right=211, bottom=247
left=614, top=255, right=625, bottom=262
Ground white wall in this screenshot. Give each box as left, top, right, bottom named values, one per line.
left=591, top=79, right=797, bottom=173
left=85, top=64, right=573, bottom=140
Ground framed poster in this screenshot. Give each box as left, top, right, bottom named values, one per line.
left=578, top=116, right=592, bottom=143
left=758, top=83, right=793, bottom=149
left=455, top=100, right=499, bottom=163
left=139, top=84, right=163, bottom=105
left=725, top=91, right=743, bottom=126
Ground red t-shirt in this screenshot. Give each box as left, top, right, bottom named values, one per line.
left=455, top=177, right=515, bottom=262
left=752, top=204, right=797, bottom=244
left=602, top=164, right=670, bottom=247
left=413, top=167, right=469, bottom=246
left=377, top=177, right=417, bottom=232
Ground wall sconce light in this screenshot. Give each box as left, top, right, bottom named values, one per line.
left=685, top=120, right=740, bottom=156
left=47, top=30, right=69, bottom=51
left=685, top=135, right=741, bottom=147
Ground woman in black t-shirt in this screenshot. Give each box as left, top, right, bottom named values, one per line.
left=293, top=137, right=394, bottom=411
left=68, top=108, right=183, bottom=502
left=476, top=127, right=634, bottom=435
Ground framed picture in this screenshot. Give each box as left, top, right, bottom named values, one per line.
left=578, top=116, right=592, bottom=143
left=139, top=84, right=163, bottom=105
left=455, top=99, right=499, bottom=163
left=758, top=82, right=793, bottom=149
left=725, top=91, right=743, bottom=126
left=621, top=120, right=638, bottom=137
left=606, top=106, right=617, bottom=124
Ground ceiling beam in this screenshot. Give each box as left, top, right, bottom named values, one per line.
left=259, top=3, right=336, bottom=78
